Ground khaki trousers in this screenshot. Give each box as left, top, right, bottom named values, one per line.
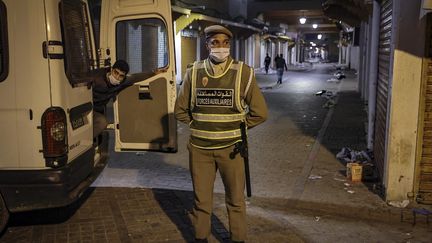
left=188, top=143, right=246, bottom=241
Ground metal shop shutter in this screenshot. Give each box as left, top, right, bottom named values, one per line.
left=181, top=36, right=197, bottom=80
left=373, top=0, right=393, bottom=180
left=417, top=14, right=432, bottom=204
left=418, top=59, right=432, bottom=204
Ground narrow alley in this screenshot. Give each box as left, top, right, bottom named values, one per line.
left=1, top=64, right=431, bottom=242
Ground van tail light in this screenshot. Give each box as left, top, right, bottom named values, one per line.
left=41, top=107, right=68, bottom=167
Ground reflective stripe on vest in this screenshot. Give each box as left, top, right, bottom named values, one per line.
left=235, top=62, right=244, bottom=113
left=191, top=62, right=198, bottom=109
left=190, top=128, right=241, bottom=139
left=192, top=112, right=246, bottom=122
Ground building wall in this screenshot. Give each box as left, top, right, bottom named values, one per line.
left=290, top=47, right=296, bottom=65
left=271, top=41, right=277, bottom=68
left=180, top=36, right=197, bottom=79
left=245, top=37, right=252, bottom=66
left=282, top=42, right=288, bottom=63
left=350, top=46, right=360, bottom=72
left=254, top=34, right=261, bottom=68
left=385, top=0, right=426, bottom=201
left=363, top=17, right=372, bottom=102
left=260, top=40, right=266, bottom=68
left=327, top=42, right=339, bottom=62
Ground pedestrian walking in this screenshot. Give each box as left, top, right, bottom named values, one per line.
left=264, top=53, right=271, bottom=74
left=274, top=54, right=279, bottom=63
left=275, top=53, right=288, bottom=85
left=174, top=25, right=268, bottom=243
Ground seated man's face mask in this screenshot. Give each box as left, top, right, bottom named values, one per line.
left=108, top=68, right=126, bottom=85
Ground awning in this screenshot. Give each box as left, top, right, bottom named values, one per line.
left=172, top=5, right=191, bottom=21
left=277, top=35, right=293, bottom=42
left=263, top=34, right=294, bottom=42
left=262, top=34, right=295, bottom=48
left=172, top=6, right=262, bottom=38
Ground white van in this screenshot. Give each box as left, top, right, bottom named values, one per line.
left=0, top=0, right=177, bottom=232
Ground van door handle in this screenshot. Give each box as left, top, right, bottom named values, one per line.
left=42, top=41, right=64, bottom=59
left=138, top=85, right=152, bottom=100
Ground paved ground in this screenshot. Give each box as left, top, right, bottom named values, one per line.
left=2, top=187, right=431, bottom=243
left=1, top=63, right=431, bottom=242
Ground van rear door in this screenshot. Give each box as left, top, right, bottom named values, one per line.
left=99, top=0, right=177, bottom=152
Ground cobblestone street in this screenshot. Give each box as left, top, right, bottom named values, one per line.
left=1, top=64, right=431, bottom=242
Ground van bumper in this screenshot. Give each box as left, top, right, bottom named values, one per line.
left=0, top=143, right=108, bottom=213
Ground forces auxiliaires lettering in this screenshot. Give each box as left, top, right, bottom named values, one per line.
left=196, top=88, right=234, bottom=107
left=197, top=97, right=233, bottom=106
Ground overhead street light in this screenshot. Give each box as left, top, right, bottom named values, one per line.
left=318, top=34, right=322, bottom=39
left=312, top=24, right=318, bottom=29
left=299, top=17, right=307, bottom=24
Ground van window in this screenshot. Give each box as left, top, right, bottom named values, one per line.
left=88, top=0, right=101, bottom=55
left=116, top=18, right=168, bottom=75
left=0, top=1, right=8, bottom=82
left=60, top=0, right=94, bottom=86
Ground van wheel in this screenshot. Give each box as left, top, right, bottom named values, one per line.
left=0, top=193, right=9, bottom=234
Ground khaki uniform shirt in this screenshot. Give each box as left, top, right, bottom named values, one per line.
left=208, top=59, right=227, bottom=76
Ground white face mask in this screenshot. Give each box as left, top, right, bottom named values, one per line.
left=209, top=47, right=230, bottom=62
left=108, top=74, right=122, bottom=86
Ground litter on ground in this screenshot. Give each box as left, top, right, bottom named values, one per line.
left=308, top=175, right=323, bottom=180
left=388, top=199, right=410, bottom=208
left=336, top=147, right=372, bottom=163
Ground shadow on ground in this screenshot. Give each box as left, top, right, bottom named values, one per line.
left=1, top=187, right=231, bottom=243
left=6, top=188, right=95, bottom=227
left=153, top=189, right=231, bottom=243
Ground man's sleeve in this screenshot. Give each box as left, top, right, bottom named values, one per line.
left=243, top=67, right=268, bottom=128
left=116, top=79, right=133, bottom=93
left=174, top=68, right=193, bottom=124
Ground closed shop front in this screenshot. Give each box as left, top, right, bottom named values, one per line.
left=417, top=16, right=432, bottom=204
left=418, top=59, right=432, bottom=204
left=181, top=36, right=197, bottom=79
left=374, top=0, right=393, bottom=181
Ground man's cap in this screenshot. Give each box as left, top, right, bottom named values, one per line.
left=204, top=25, right=233, bottom=39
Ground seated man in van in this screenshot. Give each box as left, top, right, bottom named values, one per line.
left=92, top=60, right=130, bottom=137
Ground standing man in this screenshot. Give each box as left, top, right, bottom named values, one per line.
left=264, top=53, right=271, bottom=74
left=175, top=25, right=268, bottom=243
left=275, top=53, right=288, bottom=85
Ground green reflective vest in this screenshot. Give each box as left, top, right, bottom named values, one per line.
left=189, top=59, right=253, bottom=149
